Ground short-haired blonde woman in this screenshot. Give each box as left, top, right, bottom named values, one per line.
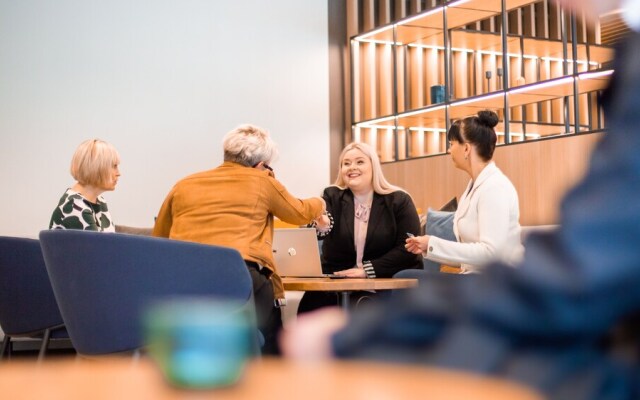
left=298, top=142, right=422, bottom=313
left=49, top=139, right=120, bottom=231
left=153, top=124, right=325, bottom=355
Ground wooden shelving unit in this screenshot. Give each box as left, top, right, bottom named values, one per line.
left=349, top=0, right=615, bottom=162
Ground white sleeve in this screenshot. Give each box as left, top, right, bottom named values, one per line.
left=424, top=183, right=515, bottom=266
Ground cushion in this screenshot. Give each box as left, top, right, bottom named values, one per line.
left=425, top=209, right=456, bottom=241
left=422, top=209, right=455, bottom=272
left=419, top=197, right=457, bottom=235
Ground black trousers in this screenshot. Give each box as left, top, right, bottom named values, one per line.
left=245, top=261, right=282, bottom=355
left=298, top=290, right=381, bottom=314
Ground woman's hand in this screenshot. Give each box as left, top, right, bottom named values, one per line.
left=314, top=213, right=331, bottom=229
left=405, top=235, right=430, bottom=254
left=333, top=267, right=367, bottom=278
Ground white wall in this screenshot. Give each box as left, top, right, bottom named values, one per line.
left=0, top=0, right=330, bottom=237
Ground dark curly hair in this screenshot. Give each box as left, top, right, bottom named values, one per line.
left=446, top=110, right=498, bottom=161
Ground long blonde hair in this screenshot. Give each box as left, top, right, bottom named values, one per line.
left=333, top=142, right=405, bottom=195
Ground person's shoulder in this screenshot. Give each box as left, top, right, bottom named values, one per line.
left=482, top=164, right=512, bottom=187
left=63, top=188, right=82, bottom=199
left=378, top=190, right=414, bottom=210
left=386, top=189, right=411, bottom=202
left=96, top=195, right=110, bottom=208
left=180, top=168, right=216, bottom=181
left=170, top=169, right=220, bottom=191
left=64, top=189, right=89, bottom=207
left=323, top=186, right=344, bottom=196
left=481, top=170, right=518, bottom=201
left=491, top=167, right=517, bottom=190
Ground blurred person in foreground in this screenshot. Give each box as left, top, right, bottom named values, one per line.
left=153, top=124, right=325, bottom=354
left=49, top=139, right=120, bottom=231
left=281, top=0, right=640, bottom=397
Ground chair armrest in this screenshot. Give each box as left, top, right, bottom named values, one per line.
left=115, top=225, right=153, bottom=236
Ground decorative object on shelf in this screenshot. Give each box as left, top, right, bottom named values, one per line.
left=485, top=71, right=492, bottom=93
left=431, top=85, right=445, bottom=104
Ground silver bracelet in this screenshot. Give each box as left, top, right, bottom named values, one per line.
left=309, top=211, right=334, bottom=238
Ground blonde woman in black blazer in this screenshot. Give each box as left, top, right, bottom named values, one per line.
left=299, top=142, right=422, bottom=313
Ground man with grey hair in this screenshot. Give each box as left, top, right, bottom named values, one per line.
left=282, top=0, right=640, bottom=397
left=154, top=124, right=325, bottom=354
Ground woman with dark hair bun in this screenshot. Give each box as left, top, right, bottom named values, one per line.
left=406, top=110, right=524, bottom=273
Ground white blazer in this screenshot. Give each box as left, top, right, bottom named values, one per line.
left=425, top=162, right=524, bottom=273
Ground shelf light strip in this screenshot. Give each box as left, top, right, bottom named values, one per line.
left=397, top=6, right=443, bottom=26
left=355, top=70, right=613, bottom=129
left=356, top=39, right=602, bottom=67
left=400, top=105, right=446, bottom=117
left=509, top=76, right=574, bottom=94
left=405, top=43, right=601, bottom=66
left=408, top=127, right=447, bottom=133
left=357, top=39, right=402, bottom=45
left=357, top=25, right=395, bottom=41
left=395, top=0, right=476, bottom=27
left=444, top=0, right=472, bottom=9
left=354, top=115, right=396, bottom=128
left=358, top=124, right=405, bottom=130
left=540, top=56, right=596, bottom=66
left=496, top=132, right=541, bottom=138
left=579, top=70, right=614, bottom=80
left=356, top=127, right=541, bottom=138
left=452, top=92, right=503, bottom=106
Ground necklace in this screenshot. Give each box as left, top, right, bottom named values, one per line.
left=354, top=196, right=372, bottom=223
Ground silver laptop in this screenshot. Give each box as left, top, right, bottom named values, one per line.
left=273, top=228, right=338, bottom=278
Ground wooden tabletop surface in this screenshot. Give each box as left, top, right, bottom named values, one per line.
left=281, top=277, right=418, bottom=292
left=0, top=357, right=543, bottom=400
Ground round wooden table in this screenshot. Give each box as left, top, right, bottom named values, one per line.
left=282, top=277, right=417, bottom=310
left=0, top=357, right=543, bottom=400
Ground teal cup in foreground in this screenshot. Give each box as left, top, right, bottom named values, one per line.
left=144, top=298, right=252, bottom=389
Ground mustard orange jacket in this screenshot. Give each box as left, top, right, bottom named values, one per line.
left=152, top=161, right=324, bottom=298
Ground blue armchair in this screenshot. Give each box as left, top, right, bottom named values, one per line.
left=0, top=236, right=69, bottom=360
left=39, top=230, right=258, bottom=357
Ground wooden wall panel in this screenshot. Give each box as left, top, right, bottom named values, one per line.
left=428, top=48, right=443, bottom=102
left=397, top=130, right=407, bottom=160
left=396, top=47, right=406, bottom=113
left=452, top=51, right=469, bottom=99
left=395, top=0, right=406, bottom=20
left=352, top=41, right=361, bottom=124
left=363, top=43, right=377, bottom=119
left=409, top=0, right=422, bottom=15
left=379, top=0, right=391, bottom=25
left=378, top=44, right=393, bottom=117
left=410, top=130, right=424, bottom=158
left=362, top=0, right=375, bottom=31
left=381, top=132, right=602, bottom=225
left=409, top=48, right=424, bottom=109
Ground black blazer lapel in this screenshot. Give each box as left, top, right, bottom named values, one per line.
left=340, top=190, right=355, bottom=241
left=364, top=194, right=386, bottom=250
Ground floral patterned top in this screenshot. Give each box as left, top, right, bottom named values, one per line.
left=49, top=189, right=115, bottom=232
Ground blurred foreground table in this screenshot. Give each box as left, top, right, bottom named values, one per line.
left=0, top=357, right=542, bottom=400
left=282, top=277, right=417, bottom=309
